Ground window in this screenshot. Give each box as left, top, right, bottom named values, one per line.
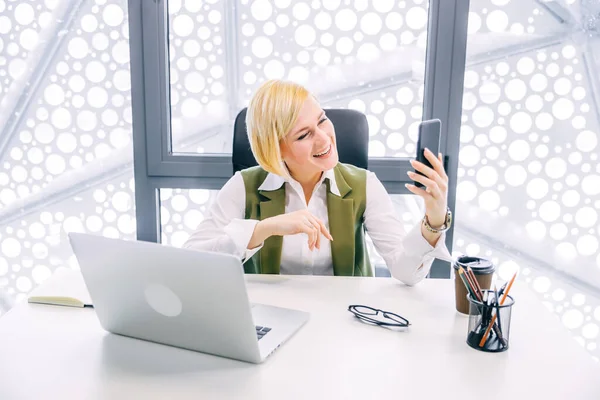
left=167, top=0, right=430, bottom=158
left=133, top=0, right=465, bottom=278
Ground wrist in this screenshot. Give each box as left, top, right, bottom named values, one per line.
left=421, top=223, right=442, bottom=247
left=426, top=214, right=446, bottom=229
left=257, top=218, right=275, bottom=239
left=248, top=219, right=273, bottom=250
left=423, top=208, right=452, bottom=234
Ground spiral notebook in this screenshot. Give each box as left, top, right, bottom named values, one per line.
left=27, top=268, right=92, bottom=308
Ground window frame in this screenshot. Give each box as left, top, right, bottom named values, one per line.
left=128, top=0, right=470, bottom=278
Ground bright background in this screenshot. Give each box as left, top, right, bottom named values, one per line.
left=0, top=0, right=599, bottom=361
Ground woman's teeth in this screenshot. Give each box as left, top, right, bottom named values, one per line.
left=313, top=145, right=331, bottom=157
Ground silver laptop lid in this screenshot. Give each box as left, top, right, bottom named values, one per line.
left=68, top=232, right=262, bottom=363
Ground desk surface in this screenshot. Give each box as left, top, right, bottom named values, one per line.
left=0, top=275, right=599, bottom=400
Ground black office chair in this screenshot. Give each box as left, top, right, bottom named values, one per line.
left=232, top=108, right=369, bottom=173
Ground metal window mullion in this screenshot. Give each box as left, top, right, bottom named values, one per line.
left=142, top=156, right=419, bottom=189
left=141, top=0, right=175, bottom=177
left=149, top=176, right=230, bottom=190
left=141, top=158, right=417, bottom=194
left=224, top=0, right=241, bottom=119
left=422, top=0, right=470, bottom=278
left=129, top=0, right=166, bottom=243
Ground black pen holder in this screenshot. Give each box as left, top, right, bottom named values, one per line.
left=466, top=290, right=515, bottom=353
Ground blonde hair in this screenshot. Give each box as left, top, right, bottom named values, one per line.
left=246, top=79, right=310, bottom=177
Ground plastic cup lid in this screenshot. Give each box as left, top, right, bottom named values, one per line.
left=453, top=256, right=495, bottom=274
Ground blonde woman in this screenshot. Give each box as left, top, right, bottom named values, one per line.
left=184, top=79, right=452, bottom=285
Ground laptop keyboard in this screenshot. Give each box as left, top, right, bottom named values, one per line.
left=255, top=326, right=271, bottom=340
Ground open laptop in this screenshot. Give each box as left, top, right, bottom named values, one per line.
left=68, top=232, right=309, bottom=364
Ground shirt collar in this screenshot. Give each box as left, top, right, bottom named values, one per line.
left=258, top=167, right=341, bottom=197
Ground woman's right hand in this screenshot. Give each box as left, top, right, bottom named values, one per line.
left=249, top=210, right=333, bottom=251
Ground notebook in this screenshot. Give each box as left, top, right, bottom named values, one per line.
left=27, top=268, right=92, bottom=308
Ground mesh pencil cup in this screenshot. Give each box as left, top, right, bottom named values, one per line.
left=466, top=290, right=515, bottom=353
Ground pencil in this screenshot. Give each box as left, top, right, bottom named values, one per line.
left=466, top=266, right=484, bottom=299
left=479, top=271, right=517, bottom=347
left=466, top=267, right=490, bottom=327
left=460, top=267, right=481, bottom=301
left=499, top=270, right=517, bottom=305
left=457, top=268, right=476, bottom=299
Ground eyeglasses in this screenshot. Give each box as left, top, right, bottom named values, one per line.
left=348, top=305, right=410, bottom=328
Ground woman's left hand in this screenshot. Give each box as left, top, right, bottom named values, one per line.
left=405, top=148, right=448, bottom=228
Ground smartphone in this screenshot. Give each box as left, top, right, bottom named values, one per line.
left=414, top=119, right=441, bottom=188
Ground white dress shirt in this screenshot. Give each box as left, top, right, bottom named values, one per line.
left=183, top=168, right=452, bottom=286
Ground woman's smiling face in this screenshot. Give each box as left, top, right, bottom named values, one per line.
left=280, top=96, right=339, bottom=178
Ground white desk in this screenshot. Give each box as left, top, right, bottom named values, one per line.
left=0, top=275, right=599, bottom=400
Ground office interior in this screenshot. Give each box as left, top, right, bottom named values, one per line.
left=0, top=0, right=599, bottom=365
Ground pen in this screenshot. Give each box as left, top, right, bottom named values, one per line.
left=498, top=281, right=508, bottom=297
left=493, top=284, right=506, bottom=347
left=485, top=289, right=492, bottom=327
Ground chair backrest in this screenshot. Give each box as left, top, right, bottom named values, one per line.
left=232, top=108, right=369, bottom=173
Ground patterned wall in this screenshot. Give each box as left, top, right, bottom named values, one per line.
left=0, top=0, right=132, bottom=210
left=0, top=172, right=136, bottom=305
left=0, top=0, right=57, bottom=108
left=0, top=0, right=135, bottom=306
left=458, top=43, right=600, bottom=286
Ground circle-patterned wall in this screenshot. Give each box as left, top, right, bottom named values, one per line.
left=0, top=0, right=56, bottom=108
left=160, top=188, right=217, bottom=247
left=237, top=0, right=428, bottom=99
left=0, top=0, right=135, bottom=316
left=457, top=42, right=600, bottom=286
left=467, top=0, right=566, bottom=38
left=325, top=84, right=424, bottom=157
left=167, top=0, right=230, bottom=153
left=0, top=172, right=136, bottom=304
left=0, top=0, right=132, bottom=211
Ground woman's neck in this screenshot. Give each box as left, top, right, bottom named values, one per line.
left=288, top=169, right=323, bottom=204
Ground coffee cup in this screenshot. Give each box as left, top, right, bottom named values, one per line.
left=453, top=256, right=495, bottom=314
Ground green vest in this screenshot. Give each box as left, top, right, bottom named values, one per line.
left=240, top=163, right=373, bottom=277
